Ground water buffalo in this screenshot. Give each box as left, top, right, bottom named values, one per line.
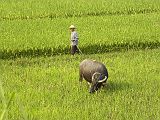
left=79, top=59, right=108, bottom=93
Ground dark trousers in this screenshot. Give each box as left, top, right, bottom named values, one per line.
left=71, top=45, right=79, bottom=55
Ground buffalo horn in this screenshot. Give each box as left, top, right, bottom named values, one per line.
left=98, top=76, right=107, bottom=83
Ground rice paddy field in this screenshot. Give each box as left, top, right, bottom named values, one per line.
left=0, top=0, right=160, bottom=120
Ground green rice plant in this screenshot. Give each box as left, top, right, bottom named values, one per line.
left=0, top=80, right=14, bottom=120
left=0, top=80, right=6, bottom=120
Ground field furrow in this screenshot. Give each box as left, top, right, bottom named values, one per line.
left=0, top=40, right=159, bottom=59
left=0, top=8, right=159, bottom=21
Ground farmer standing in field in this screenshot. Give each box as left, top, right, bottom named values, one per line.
left=69, top=25, right=80, bottom=55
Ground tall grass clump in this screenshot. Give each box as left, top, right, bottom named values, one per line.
left=0, top=80, right=15, bottom=120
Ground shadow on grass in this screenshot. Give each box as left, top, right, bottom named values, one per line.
left=0, top=40, right=159, bottom=60
left=103, top=81, right=132, bottom=93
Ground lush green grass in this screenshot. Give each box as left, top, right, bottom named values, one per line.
left=0, top=0, right=160, bottom=19
left=0, top=13, right=160, bottom=51
left=0, top=0, right=160, bottom=119
left=0, top=49, right=160, bottom=119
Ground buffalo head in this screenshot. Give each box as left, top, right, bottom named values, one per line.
left=89, top=72, right=107, bottom=93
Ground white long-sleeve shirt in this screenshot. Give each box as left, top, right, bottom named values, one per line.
left=71, top=31, right=78, bottom=46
